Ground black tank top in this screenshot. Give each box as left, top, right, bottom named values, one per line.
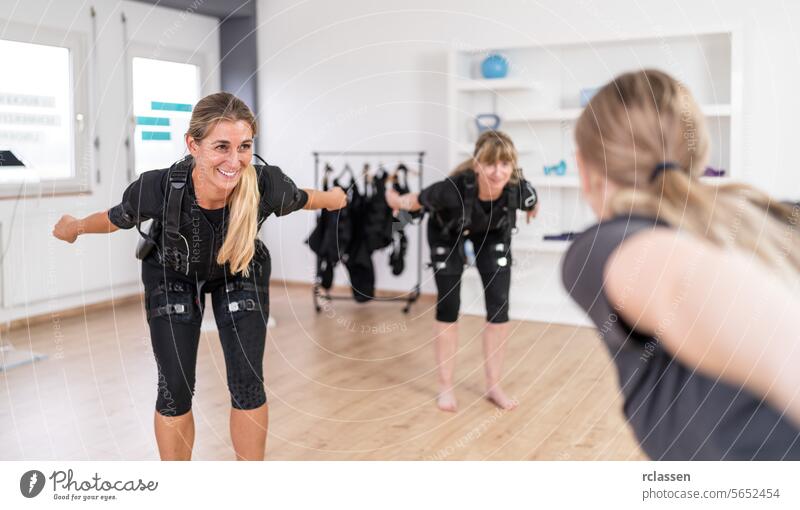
left=562, top=214, right=800, bottom=460
left=200, top=205, right=226, bottom=227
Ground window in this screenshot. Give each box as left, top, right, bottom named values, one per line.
left=0, top=38, right=79, bottom=188
left=131, top=57, right=201, bottom=174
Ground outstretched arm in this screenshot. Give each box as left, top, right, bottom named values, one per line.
left=385, top=187, right=422, bottom=213
left=302, top=187, right=347, bottom=211
left=52, top=211, right=119, bottom=243
left=604, top=229, right=800, bottom=426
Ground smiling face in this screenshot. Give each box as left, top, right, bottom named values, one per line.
left=470, top=131, right=518, bottom=197
left=475, top=159, right=514, bottom=195
left=186, top=119, right=254, bottom=193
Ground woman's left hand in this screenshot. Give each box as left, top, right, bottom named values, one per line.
left=526, top=201, right=540, bottom=223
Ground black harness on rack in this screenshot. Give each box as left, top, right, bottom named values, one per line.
left=389, top=163, right=417, bottom=276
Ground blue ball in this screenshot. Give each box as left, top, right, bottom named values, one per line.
left=481, top=54, right=508, bottom=79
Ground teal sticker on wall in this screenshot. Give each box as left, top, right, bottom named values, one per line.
left=151, top=101, right=192, bottom=112
left=136, top=116, right=170, bottom=126
left=142, top=131, right=171, bottom=141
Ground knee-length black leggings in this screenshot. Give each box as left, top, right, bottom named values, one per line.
left=142, top=255, right=271, bottom=416
left=429, top=229, right=512, bottom=324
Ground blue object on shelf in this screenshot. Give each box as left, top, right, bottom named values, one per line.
left=579, top=87, right=600, bottom=107
left=543, top=160, right=567, bottom=176
left=481, top=54, right=509, bottom=79
left=475, top=113, right=501, bottom=133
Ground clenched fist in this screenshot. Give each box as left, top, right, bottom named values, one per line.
left=525, top=200, right=540, bottom=224
left=53, top=214, right=79, bottom=243
left=326, top=187, right=347, bottom=211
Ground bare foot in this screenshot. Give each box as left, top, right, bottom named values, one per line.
left=437, top=388, right=458, bottom=412
left=485, top=387, right=518, bottom=410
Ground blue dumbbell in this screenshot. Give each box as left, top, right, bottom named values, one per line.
left=543, top=160, right=567, bottom=176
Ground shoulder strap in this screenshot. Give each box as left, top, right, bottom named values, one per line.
left=504, top=185, right=518, bottom=233
left=253, top=153, right=269, bottom=167
left=164, top=156, right=191, bottom=239
left=460, top=170, right=476, bottom=235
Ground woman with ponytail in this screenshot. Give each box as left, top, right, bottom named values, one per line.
left=52, top=92, right=345, bottom=460
left=564, top=69, right=800, bottom=459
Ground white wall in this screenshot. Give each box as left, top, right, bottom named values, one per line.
left=0, top=0, right=220, bottom=324
left=256, top=0, right=800, bottom=294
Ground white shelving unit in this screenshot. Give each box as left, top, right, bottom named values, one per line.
left=455, top=78, right=542, bottom=92
left=456, top=143, right=536, bottom=155
left=505, top=108, right=583, bottom=123
left=528, top=175, right=580, bottom=188
left=448, top=28, right=742, bottom=327
left=501, top=103, right=731, bottom=124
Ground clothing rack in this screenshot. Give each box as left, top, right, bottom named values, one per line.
left=311, top=150, right=425, bottom=314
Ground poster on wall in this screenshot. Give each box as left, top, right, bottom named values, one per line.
left=0, top=39, right=74, bottom=184
left=132, top=57, right=201, bottom=174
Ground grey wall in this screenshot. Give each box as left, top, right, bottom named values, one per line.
left=220, top=14, right=259, bottom=114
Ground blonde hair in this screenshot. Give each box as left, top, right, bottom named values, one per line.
left=575, top=69, right=800, bottom=278
left=452, top=130, right=522, bottom=184
left=187, top=92, right=260, bottom=276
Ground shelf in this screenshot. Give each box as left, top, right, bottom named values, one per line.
left=502, top=104, right=730, bottom=124
left=527, top=175, right=726, bottom=188
left=456, top=78, right=541, bottom=92
left=701, top=104, right=732, bottom=117
left=529, top=175, right=580, bottom=188
left=513, top=239, right=572, bottom=253
left=504, top=108, right=583, bottom=123
left=699, top=175, right=732, bottom=185
left=457, top=143, right=536, bottom=154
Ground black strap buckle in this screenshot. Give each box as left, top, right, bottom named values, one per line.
left=227, top=298, right=257, bottom=312
left=147, top=302, right=189, bottom=319
left=225, top=280, right=269, bottom=295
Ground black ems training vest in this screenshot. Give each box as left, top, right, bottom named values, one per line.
left=428, top=170, right=536, bottom=241
left=134, top=155, right=270, bottom=279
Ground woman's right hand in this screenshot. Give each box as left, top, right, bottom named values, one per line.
left=53, top=214, right=79, bottom=243
left=385, top=188, right=401, bottom=213
left=326, top=187, right=347, bottom=211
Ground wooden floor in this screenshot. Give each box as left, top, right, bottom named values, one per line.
left=0, top=284, right=645, bottom=460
